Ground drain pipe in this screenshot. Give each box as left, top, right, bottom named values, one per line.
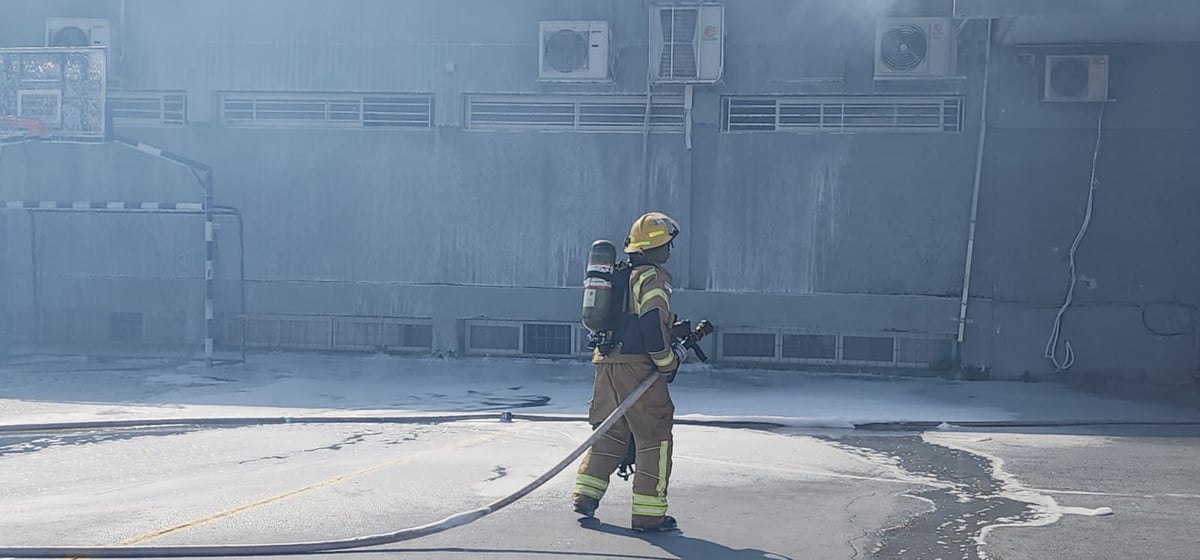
left=29, top=212, right=40, bottom=353
left=640, top=0, right=657, bottom=211
left=956, top=18, right=993, bottom=347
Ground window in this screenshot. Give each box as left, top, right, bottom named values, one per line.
left=466, top=94, right=685, bottom=132
left=108, top=90, right=187, bottom=126
left=220, top=92, right=433, bottom=129
left=723, top=96, right=963, bottom=133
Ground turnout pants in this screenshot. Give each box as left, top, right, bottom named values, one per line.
left=573, top=361, right=675, bottom=523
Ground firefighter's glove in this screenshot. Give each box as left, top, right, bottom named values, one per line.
left=672, top=341, right=687, bottom=365
left=662, top=342, right=686, bottom=384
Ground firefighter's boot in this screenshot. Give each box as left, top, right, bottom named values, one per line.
left=572, top=494, right=599, bottom=518
left=632, top=515, right=678, bottom=533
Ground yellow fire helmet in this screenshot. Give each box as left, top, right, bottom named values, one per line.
left=624, top=212, right=680, bottom=254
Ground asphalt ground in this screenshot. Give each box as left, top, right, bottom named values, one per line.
left=5, top=421, right=1198, bottom=559
left=3, top=354, right=1199, bottom=559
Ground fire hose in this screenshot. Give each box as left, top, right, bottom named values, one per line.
left=0, top=371, right=667, bottom=558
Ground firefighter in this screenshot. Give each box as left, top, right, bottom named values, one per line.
left=572, top=212, right=687, bottom=533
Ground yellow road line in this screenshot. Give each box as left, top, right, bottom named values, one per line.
left=70, top=424, right=512, bottom=557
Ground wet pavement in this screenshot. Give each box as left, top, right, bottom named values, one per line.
left=828, top=434, right=1036, bottom=560
left=2, top=354, right=1199, bottom=558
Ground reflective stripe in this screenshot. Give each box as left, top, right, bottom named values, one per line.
left=632, top=504, right=668, bottom=516
left=632, top=493, right=669, bottom=517
left=647, top=230, right=665, bottom=238
left=631, top=441, right=671, bottom=517
left=577, top=473, right=609, bottom=492
left=638, top=288, right=670, bottom=312
left=631, top=270, right=656, bottom=314
left=632, top=269, right=656, bottom=299
left=574, top=473, right=608, bottom=500
left=574, top=483, right=605, bottom=500
left=652, top=352, right=676, bottom=369
left=633, top=494, right=668, bottom=508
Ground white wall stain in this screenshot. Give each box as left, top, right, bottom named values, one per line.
left=807, top=138, right=852, bottom=294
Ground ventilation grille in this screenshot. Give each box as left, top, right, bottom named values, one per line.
left=657, top=6, right=699, bottom=80
left=523, top=323, right=574, bottom=356
left=896, top=337, right=953, bottom=366
left=718, top=329, right=951, bottom=369
left=39, top=309, right=108, bottom=345
left=464, top=320, right=593, bottom=358
left=37, top=310, right=186, bottom=346
left=40, top=310, right=108, bottom=344
left=468, top=324, right=521, bottom=353
left=108, top=90, right=186, bottom=126
left=275, top=317, right=330, bottom=349
left=218, top=315, right=433, bottom=353
left=721, top=332, right=776, bottom=358
left=879, top=24, right=930, bottom=72
left=220, top=93, right=433, bottom=129
left=781, top=334, right=837, bottom=362
left=466, top=95, right=685, bottom=132
left=724, top=96, right=963, bottom=133
left=841, top=336, right=896, bottom=364
left=332, top=318, right=434, bottom=351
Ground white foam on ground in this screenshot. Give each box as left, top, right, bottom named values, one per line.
left=676, top=454, right=940, bottom=487
left=4, top=353, right=1199, bottom=430
left=1030, top=488, right=1200, bottom=500
left=675, top=413, right=856, bottom=429
left=1059, top=506, right=1114, bottom=516
left=924, top=433, right=1115, bottom=560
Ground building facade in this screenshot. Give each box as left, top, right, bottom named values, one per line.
left=1, top=0, right=1197, bottom=381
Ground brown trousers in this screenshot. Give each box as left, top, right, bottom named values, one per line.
left=573, top=361, right=675, bottom=522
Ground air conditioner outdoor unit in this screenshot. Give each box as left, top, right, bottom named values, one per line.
left=539, top=21, right=611, bottom=82
left=1043, top=55, right=1110, bottom=103
left=649, top=3, right=724, bottom=84
left=875, top=17, right=956, bottom=78
left=46, top=17, right=111, bottom=48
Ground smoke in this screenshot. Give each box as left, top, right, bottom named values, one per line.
left=784, top=0, right=949, bottom=31
left=1079, top=0, right=1143, bottom=11
left=813, top=0, right=937, bottom=18
left=776, top=0, right=950, bottom=48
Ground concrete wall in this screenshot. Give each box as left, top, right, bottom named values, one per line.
left=970, top=43, right=1200, bottom=381
left=0, top=0, right=1196, bottom=381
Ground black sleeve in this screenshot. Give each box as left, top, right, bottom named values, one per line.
left=638, top=307, right=667, bottom=353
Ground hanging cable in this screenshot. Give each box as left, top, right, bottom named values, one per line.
left=1045, top=102, right=1107, bottom=371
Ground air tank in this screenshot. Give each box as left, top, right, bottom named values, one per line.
left=582, top=240, right=617, bottom=333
